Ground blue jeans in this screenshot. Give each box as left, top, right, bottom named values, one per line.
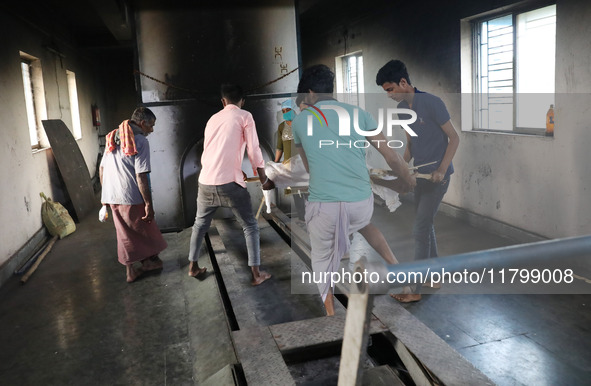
left=188, top=182, right=260, bottom=266
left=413, top=177, right=450, bottom=291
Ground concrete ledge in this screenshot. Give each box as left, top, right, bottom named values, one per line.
left=201, top=364, right=240, bottom=386
left=233, top=326, right=295, bottom=386
left=363, top=365, right=405, bottom=386
left=373, top=296, right=495, bottom=386
left=270, top=313, right=387, bottom=354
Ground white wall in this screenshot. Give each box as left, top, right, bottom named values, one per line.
left=449, top=0, right=591, bottom=238
left=300, top=0, right=591, bottom=239
left=0, top=12, right=102, bottom=268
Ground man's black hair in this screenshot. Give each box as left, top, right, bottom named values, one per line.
left=375, top=60, right=412, bottom=86
left=221, top=83, right=245, bottom=104
left=297, top=64, right=335, bottom=94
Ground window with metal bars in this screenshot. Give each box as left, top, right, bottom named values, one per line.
left=337, top=53, right=365, bottom=108
left=473, top=4, right=556, bottom=134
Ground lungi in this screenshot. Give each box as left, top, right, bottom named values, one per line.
left=305, top=195, right=374, bottom=301
left=110, top=204, right=168, bottom=265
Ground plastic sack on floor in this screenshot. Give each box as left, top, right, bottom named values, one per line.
left=264, top=155, right=309, bottom=189
left=40, top=192, right=76, bottom=239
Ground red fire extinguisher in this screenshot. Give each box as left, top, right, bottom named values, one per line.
left=92, top=104, right=101, bottom=127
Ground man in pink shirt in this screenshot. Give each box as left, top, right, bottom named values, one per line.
left=187, top=83, right=273, bottom=285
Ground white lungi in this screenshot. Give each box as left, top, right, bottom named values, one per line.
left=305, top=195, right=374, bottom=301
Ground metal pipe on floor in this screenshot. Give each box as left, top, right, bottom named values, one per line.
left=14, top=236, right=51, bottom=275
left=21, top=235, right=59, bottom=284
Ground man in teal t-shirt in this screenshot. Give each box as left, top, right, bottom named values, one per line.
left=293, top=99, right=374, bottom=202
left=291, top=64, right=416, bottom=316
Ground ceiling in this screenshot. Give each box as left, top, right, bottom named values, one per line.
left=1, top=0, right=348, bottom=50
left=2, top=0, right=132, bottom=49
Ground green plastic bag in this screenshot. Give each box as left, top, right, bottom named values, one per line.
left=40, top=192, right=76, bottom=239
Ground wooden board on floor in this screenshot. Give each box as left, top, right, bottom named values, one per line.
left=42, top=120, right=95, bottom=221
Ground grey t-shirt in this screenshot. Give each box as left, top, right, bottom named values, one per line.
left=397, top=89, right=453, bottom=178
left=100, top=126, right=150, bottom=205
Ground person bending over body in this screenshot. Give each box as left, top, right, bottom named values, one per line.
left=292, top=65, right=416, bottom=315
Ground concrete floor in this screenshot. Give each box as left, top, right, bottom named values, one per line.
left=349, top=203, right=591, bottom=385
left=0, top=207, right=238, bottom=385
left=0, top=199, right=590, bottom=385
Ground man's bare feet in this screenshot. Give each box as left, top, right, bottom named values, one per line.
left=251, top=271, right=271, bottom=286
left=141, top=256, right=163, bottom=271
left=188, top=261, right=207, bottom=277
left=390, top=293, right=422, bottom=303
left=126, top=266, right=142, bottom=283
left=250, top=265, right=271, bottom=286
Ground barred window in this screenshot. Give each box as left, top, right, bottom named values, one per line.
left=336, top=52, right=365, bottom=108
left=472, top=4, right=556, bottom=134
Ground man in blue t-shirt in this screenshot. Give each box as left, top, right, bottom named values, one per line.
left=292, top=64, right=416, bottom=315
left=376, top=60, right=460, bottom=303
